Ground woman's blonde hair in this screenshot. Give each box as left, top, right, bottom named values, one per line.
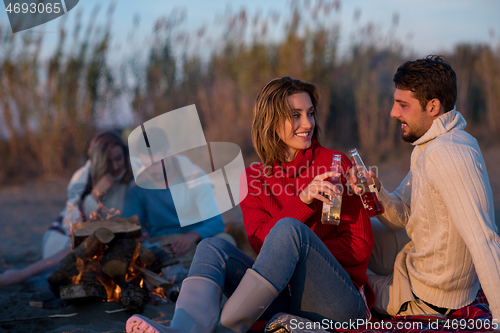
left=252, top=77, right=321, bottom=172
left=87, top=130, right=133, bottom=186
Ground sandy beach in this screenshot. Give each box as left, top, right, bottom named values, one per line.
left=1, top=146, right=499, bottom=333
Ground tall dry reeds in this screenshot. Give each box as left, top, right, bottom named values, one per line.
left=476, top=45, right=500, bottom=139
left=0, top=5, right=116, bottom=181
left=1, top=0, right=500, bottom=182
left=128, top=1, right=342, bottom=161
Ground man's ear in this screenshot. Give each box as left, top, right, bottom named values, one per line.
left=426, top=98, right=443, bottom=118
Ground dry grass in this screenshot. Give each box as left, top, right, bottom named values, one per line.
left=1, top=1, right=499, bottom=182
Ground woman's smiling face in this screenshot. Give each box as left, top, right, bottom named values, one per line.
left=276, top=92, right=315, bottom=161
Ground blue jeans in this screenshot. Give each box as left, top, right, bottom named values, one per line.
left=188, top=218, right=365, bottom=323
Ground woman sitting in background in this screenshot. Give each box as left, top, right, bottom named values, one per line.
left=0, top=130, right=133, bottom=287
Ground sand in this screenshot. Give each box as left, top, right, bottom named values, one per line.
left=1, top=146, right=499, bottom=333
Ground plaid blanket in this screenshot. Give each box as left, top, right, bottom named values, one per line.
left=262, top=290, right=494, bottom=333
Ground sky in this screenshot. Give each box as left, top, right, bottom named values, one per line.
left=0, top=0, right=499, bottom=133
left=1, top=0, right=499, bottom=62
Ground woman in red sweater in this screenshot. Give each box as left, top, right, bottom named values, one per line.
left=127, top=77, right=374, bottom=333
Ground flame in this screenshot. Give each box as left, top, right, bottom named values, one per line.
left=71, top=257, right=85, bottom=284
left=151, top=287, right=168, bottom=299
left=105, top=209, right=121, bottom=220
left=112, top=284, right=122, bottom=302
left=125, top=242, right=143, bottom=282
left=96, top=271, right=122, bottom=303
left=89, top=211, right=101, bottom=221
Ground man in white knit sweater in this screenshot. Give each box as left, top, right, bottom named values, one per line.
left=364, top=56, right=500, bottom=323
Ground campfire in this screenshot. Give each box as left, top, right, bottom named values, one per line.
left=47, top=216, right=178, bottom=314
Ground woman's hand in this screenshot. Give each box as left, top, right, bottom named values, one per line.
left=0, top=268, right=29, bottom=287
left=91, top=173, right=114, bottom=201
left=299, top=171, right=340, bottom=206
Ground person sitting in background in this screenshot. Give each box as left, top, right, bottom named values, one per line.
left=123, top=127, right=234, bottom=270
left=0, top=130, right=133, bottom=287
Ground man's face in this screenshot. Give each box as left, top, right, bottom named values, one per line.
left=391, top=88, right=434, bottom=143
left=138, top=150, right=175, bottom=183
left=138, top=153, right=165, bottom=182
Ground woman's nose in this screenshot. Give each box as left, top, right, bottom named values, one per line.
left=300, top=115, right=312, bottom=129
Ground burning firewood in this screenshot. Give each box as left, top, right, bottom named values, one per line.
left=121, top=281, right=149, bottom=314
left=132, top=264, right=173, bottom=289
left=101, top=238, right=138, bottom=285
left=60, top=283, right=108, bottom=302
left=48, top=227, right=115, bottom=297
left=71, top=215, right=141, bottom=248
left=47, top=218, right=181, bottom=314
left=138, top=244, right=156, bottom=266
left=148, top=245, right=179, bottom=272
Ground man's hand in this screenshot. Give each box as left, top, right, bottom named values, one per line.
left=91, top=173, right=114, bottom=201
left=170, top=232, right=201, bottom=256
left=299, top=171, right=340, bottom=205
left=136, top=231, right=150, bottom=243
left=348, top=168, right=381, bottom=194
left=368, top=171, right=381, bottom=191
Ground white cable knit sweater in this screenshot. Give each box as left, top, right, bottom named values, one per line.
left=377, top=111, right=500, bottom=320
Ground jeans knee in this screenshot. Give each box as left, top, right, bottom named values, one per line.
left=269, top=218, right=309, bottom=242
left=197, top=237, right=229, bottom=251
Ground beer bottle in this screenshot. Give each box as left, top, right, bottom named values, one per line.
left=321, top=154, right=343, bottom=225
left=349, top=148, right=384, bottom=217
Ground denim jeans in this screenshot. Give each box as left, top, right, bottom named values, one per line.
left=188, top=218, right=365, bottom=323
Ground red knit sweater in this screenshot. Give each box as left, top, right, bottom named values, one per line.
left=240, top=139, right=375, bottom=307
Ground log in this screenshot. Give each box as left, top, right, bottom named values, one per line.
left=73, top=227, right=115, bottom=259
left=121, top=282, right=148, bottom=314
left=59, top=283, right=107, bottom=302
left=72, top=215, right=141, bottom=248
left=138, top=244, right=156, bottom=267
left=47, top=269, right=71, bottom=298
left=101, top=238, right=138, bottom=285
left=149, top=245, right=179, bottom=272
left=132, top=264, right=173, bottom=289
left=48, top=229, right=114, bottom=297
left=58, top=253, right=78, bottom=276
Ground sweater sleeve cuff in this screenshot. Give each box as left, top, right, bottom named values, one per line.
left=377, top=183, right=392, bottom=205
left=82, top=195, right=99, bottom=218
left=280, top=195, right=316, bottom=222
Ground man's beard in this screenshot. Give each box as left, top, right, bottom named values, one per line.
left=399, top=119, right=425, bottom=143
left=402, top=131, right=421, bottom=143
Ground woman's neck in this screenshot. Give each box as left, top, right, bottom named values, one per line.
left=285, top=149, right=299, bottom=162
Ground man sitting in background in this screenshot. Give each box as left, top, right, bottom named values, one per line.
left=123, top=127, right=235, bottom=271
